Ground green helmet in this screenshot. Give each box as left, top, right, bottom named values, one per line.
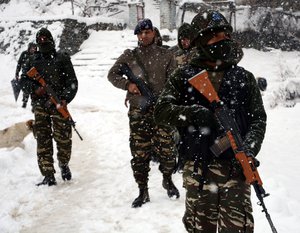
left=191, top=10, right=233, bottom=46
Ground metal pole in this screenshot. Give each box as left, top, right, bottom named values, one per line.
left=71, top=0, right=74, bottom=15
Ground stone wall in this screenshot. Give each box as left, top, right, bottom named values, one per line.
left=235, top=0, right=300, bottom=11
left=233, top=7, right=300, bottom=51
left=178, top=2, right=300, bottom=51
left=0, top=18, right=125, bottom=57
left=60, top=18, right=123, bottom=55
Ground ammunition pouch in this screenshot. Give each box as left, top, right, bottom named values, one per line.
left=210, top=134, right=231, bottom=157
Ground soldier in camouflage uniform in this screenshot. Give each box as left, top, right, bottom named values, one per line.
left=169, top=23, right=196, bottom=67
left=154, top=10, right=266, bottom=232
left=20, top=28, right=78, bottom=186
left=169, top=23, right=197, bottom=171
left=107, top=18, right=179, bottom=208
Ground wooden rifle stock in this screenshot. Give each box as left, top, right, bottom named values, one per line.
left=188, top=70, right=262, bottom=185
left=27, top=67, right=83, bottom=141
left=226, top=131, right=263, bottom=185
left=188, top=70, right=278, bottom=233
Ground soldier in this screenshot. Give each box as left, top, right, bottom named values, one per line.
left=169, top=23, right=197, bottom=172
left=154, top=10, right=266, bottom=232
left=169, top=23, right=196, bottom=67
left=20, top=28, right=78, bottom=186
left=107, top=18, right=180, bottom=208
left=15, top=42, right=37, bottom=108
left=153, top=27, right=169, bottom=49
left=153, top=27, right=163, bottom=47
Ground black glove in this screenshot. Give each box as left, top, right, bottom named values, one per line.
left=192, top=104, right=217, bottom=128
left=35, top=87, right=46, bottom=96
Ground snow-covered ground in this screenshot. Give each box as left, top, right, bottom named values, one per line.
left=0, top=28, right=300, bottom=233
left=1, top=1, right=300, bottom=233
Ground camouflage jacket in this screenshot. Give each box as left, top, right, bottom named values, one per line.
left=169, top=22, right=196, bottom=68
left=154, top=63, right=267, bottom=161
left=170, top=46, right=197, bottom=68
left=107, top=43, right=176, bottom=109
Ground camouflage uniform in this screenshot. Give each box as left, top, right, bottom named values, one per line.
left=154, top=10, right=266, bottom=232
left=33, top=106, right=72, bottom=176
left=169, top=23, right=196, bottom=68
left=128, top=107, right=177, bottom=188
left=21, top=28, right=78, bottom=183
left=108, top=36, right=178, bottom=198
left=182, top=160, right=253, bottom=232
left=169, top=23, right=197, bottom=171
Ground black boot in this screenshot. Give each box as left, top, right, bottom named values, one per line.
left=36, top=175, right=57, bottom=186
left=60, top=164, right=72, bottom=181
left=131, top=188, right=150, bottom=208
left=162, top=176, right=180, bottom=199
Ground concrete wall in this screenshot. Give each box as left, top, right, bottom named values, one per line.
left=127, top=0, right=145, bottom=29
left=160, top=0, right=176, bottom=30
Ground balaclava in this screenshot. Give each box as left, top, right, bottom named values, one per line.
left=177, top=23, right=194, bottom=50
left=36, top=28, right=55, bottom=54
left=191, top=10, right=243, bottom=70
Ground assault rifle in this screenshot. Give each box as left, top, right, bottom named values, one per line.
left=118, top=63, right=156, bottom=110
left=27, top=67, right=83, bottom=141
left=188, top=70, right=278, bottom=233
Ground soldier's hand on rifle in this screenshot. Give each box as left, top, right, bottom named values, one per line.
left=127, top=83, right=141, bottom=95
left=246, top=151, right=260, bottom=167
left=57, top=100, right=67, bottom=110
left=35, top=86, right=46, bottom=96
left=210, top=100, right=224, bottom=112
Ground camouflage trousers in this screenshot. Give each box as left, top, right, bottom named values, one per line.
left=128, top=107, right=177, bottom=189
left=182, top=159, right=254, bottom=233
left=34, top=105, right=72, bottom=176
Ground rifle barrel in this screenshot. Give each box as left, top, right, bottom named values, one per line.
left=253, top=183, right=278, bottom=233
left=73, top=125, right=83, bottom=141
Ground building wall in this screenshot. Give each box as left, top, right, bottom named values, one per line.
left=234, top=0, right=299, bottom=10
left=160, top=0, right=176, bottom=30
left=128, top=4, right=139, bottom=29
left=128, top=1, right=144, bottom=29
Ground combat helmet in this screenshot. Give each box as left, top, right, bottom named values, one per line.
left=191, top=10, right=233, bottom=47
